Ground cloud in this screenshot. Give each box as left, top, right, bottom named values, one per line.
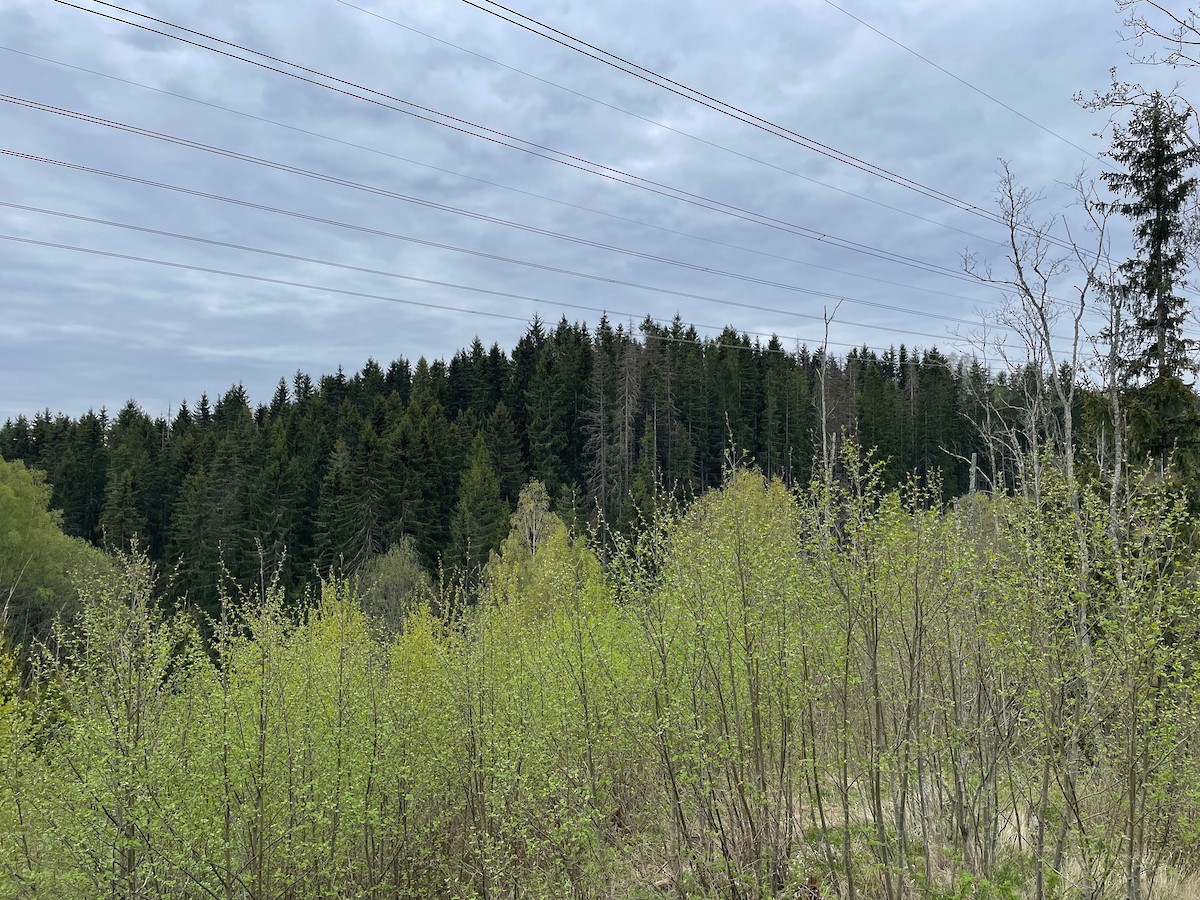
left=0, top=0, right=1185, bottom=421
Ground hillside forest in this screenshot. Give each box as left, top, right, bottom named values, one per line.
left=4, top=50, right=1200, bottom=900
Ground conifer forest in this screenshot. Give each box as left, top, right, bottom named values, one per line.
left=6, top=3, right=1200, bottom=900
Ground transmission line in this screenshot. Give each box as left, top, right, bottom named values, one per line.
left=1, top=233, right=997, bottom=361
left=2, top=45, right=1003, bottom=309
left=0, top=43, right=996, bottom=307
left=460, top=0, right=1112, bottom=262
left=17, top=4, right=1120, bottom=352
left=819, top=0, right=1106, bottom=166
left=2, top=94, right=990, bottom=288
left=5, top=199, right=1042, bottom=349
left=46, top=2, right=996, bottom=283
left=330, top=0, right=1001, bottom=248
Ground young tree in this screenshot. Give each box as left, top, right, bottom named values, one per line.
left=0, top=458, right=108, bottom=646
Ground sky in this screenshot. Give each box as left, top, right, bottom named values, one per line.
left=1, top=0, right=1193, bottom=422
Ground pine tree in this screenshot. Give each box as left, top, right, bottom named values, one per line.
left=104, top=402, right=158, bottom=551
left=55, top=409, right=109, bottom=541
left=0, top=415, right=33, bottom=463
left=315, top=438, right=357, bottom=572
left=620, top=426, right=658, bottom=534
left=583, top=324, right=619, bottom=524
left=1105, top=92, right=1199, bottom=383
left=168, top=467, right=224, bottom=619
left=268, top=378, right=291, bottom=420
left=507, top=317, right=547, bottom=447
left=316, top=425, right=393, bottom=573
left=526, top=347, right=571, bottom=494
left=760, top=338, right=791, bottom=482
left=614, top=331, right=643, bottom=507
left=856, top=356, right=904, bottom=486
left=249, top=419, right=304, bottom=589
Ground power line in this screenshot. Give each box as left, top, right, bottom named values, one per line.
left=459, top=2, right=1003, bottom=210
left=8, top=148, right=1052, bottom=350
left=819, top=0, right=1107, bottom=167
left=14, top=6, right=1118, bottom=351
left=4, top=199, right=1036, bottom=349
left=3, top=93, right=991, bottom=288
left=0, top=44, right=994, bottom=307
left=46, top=2, right=996, bottom=284
left=3, top=153, right=1118, bottom=353
left=0, top=44, right=993, bottom=309
left=460, top=0, right=1110, bottom=262
left=0, top=233, right=996, bottom=360
left=330, top=0, right=1002, bottom=248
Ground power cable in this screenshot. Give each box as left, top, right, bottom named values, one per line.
left=4, top=199, right=1037, bottom=348
left=1, top=233, right=1002, bottom=361
left=13, top=8, right=1119, bottom=351
left=461, top=0, right=1113, bottom=263
left=46, top=2, right=1003, bottom=282
left=819, top=0, right=1106, bottom=167
left=330, top=0, right=1001, bottom=247
left=8, top=148, right=1059, bottom=350
left=461, top=0, right=992, bottom=214
left=2, top=94, right=990, bottom=287
left=0, top=44, right=995, bottom=306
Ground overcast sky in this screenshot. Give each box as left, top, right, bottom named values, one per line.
left=1, top=0, right=1192, bottom=422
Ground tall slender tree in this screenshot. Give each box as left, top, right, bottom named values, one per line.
left=1103, top=91, right=1200, bottom=462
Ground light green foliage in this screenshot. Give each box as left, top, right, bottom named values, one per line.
left=461, top=492, right=632, bottom=896
left=0, top=458, right=108, bottom=647
left=639, top=472, right=809, bottom=891
left=1, top=463, right=1199, bottom=898
left=357, top=535, right=435, bottom=636
left=4, top=553, right=208, bottom=896
left=0, top=640, right=29, bottom=892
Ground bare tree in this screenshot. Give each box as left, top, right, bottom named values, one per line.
left=965, top=163, right=1109, bottom=493
left=963, top=164, right=1127, bottom=900
left=1119, top=1, right=1200, bottom=68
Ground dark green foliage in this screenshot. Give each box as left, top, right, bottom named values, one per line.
left=99, top=468, right=145, bottom=553
left=0, top=318, right=1048, bottom=614
left=1104, top=92, right=1199, bottom=384
left=484, top=401, right=525, bottom=504
left=449, top=433, right=508, bottom=571
left=1103, top=92, right=1200, bottom=466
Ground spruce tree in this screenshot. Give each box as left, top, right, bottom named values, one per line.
left=1104, top=92, right=1199, bottom=383
left=583, top=328, right=619, bottom=524
left=484, top=401, right=525, bottom=504
left=315, top=438, right=357, bottom=572
left=526, top=348, right=571, bottom=494
left=100, top=469, right=146, bottom=552
left=1103, top=91, right=1200, bottom=463
left=449, top=433, right=507, bottom=572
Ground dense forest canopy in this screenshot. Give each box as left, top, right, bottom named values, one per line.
left=1, top=319, right=1007, bottom=633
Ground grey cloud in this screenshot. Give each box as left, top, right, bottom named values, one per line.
left=0, top=0, right=1186, bottom=422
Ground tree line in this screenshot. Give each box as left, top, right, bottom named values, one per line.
left=1, top=316, right=1018, bottom=641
